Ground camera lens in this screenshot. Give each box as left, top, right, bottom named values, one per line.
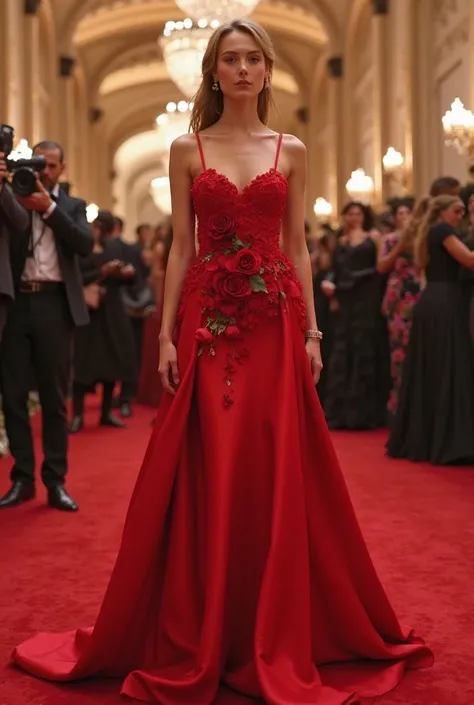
left=11, top=167, right=37, bottom=197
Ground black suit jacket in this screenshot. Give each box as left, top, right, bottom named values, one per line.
left=0, top=183, right=30, bottom=339
left=9, top=188, right=94, bottom=327
left=0, top=182, right=30, bottom=300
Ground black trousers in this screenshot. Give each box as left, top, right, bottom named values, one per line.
left=0, top=294, right=9, bottom=343
left=0, top=288, right=73, bottom=488
left=72, top=380, right=114, bottom=418
left=119, top=316, right=143, bottom=404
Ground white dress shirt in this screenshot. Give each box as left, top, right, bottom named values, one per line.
left=22, top=183, right=62, bottom=282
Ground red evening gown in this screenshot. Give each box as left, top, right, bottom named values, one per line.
left=12, top=133, right=433, bottom=703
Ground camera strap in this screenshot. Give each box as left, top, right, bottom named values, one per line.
left=27, top=214, right=47, bottom=258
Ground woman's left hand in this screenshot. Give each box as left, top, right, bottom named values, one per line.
left=306, top=339, right=323, bottom=384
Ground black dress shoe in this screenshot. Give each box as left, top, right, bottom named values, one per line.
left=0, top=482, right=36, bottom=509
left=120, top=402, right=132, bottom=419
left=100, top=413, right=126, bottom=428
left=47, top=486, right=79, bottom=512
left=68, top=415, right=83, bottom=434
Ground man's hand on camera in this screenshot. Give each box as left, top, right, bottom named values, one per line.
left=0, top=152, right=7, bottom=190
left=17, top=179, right=53, bottom=213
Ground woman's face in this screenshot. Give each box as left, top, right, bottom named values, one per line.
left=440, top=199, right=465, bottom=228
left=91, top=223, right=102, bottom=242
left=395, top=205, right=412, bottom=229
left=344, top=206, right=364, bottom=231
left=215, top=30, right=267, bottom=100
left=468, top=194, right=474, bottom=219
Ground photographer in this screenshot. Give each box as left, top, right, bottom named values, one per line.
left=0, top=151, right=29, bottom=339
left=0, top=139, right=93, bottom=512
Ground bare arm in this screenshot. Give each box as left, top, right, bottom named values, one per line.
left=281, top=138, right=317, bottom=331
left=151, top=241, right=166, bottom=308
left=443, top=235, right=474, bottom=269
left=377, top=233, right=403, bottom=274
left=159, top=136, right=196, bottom=341
left=281, top=137, right=322, bottom=381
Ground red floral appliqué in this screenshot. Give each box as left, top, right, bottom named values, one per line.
left=178, top=169, right=307, bottom=408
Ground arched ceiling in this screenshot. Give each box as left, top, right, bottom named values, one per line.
left=51, top=0, right=346, bottom=51
left=48, top=0, right=355, bottom=227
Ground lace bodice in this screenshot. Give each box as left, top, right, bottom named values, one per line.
left=177, top=133, right=307, bottom=407
left=191, top=167, right=288, bottom=259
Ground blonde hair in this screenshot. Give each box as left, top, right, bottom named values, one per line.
left=399, top=196, right=430, bottom=252
left=189, top=19, right=275, bottom=133
left=414, top=194, right=460, bottom=269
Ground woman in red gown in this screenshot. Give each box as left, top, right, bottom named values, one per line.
left=12, top=18, right=433, bottom=705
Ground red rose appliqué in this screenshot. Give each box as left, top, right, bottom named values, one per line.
left=213, top=271, right=252, bottom=300
left=209, top=213, right=235, bottom=241
left=195, top=327, right=213, bottom=343
left=225, top=248, right=262, bottom=275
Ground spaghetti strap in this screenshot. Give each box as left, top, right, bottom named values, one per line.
left=274, top=133, right=283, bottom=170
left=195, top=133, right=206, bottom=171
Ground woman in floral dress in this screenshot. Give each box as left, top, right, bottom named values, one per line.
left=379, top=198, right=429, bottom=421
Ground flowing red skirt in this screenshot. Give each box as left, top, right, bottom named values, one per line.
left=137, top=312, right=163, bottom=408
left=12, top=293, right=433, bottom=703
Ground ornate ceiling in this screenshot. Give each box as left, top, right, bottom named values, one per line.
left=45, top=0, right=352, bottom=222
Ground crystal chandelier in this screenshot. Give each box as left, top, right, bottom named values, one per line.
left=150, top=176, right=172, bottom=215
left=160, top=19, right=219, bottom=99
left=313, top=197, right=333, bottom=220
left=155, top=100, right=193, bottom=150
left=382, top=147, right=404, bottom=174
left=442, top=98, right=474, bottom=158
left=175, top=0, right=261, bottom=23
left=8, top=138, right=33, bottom=161
left=345, top=168, right=374, bottom=205
left=86, top=203, right=99, bottom=223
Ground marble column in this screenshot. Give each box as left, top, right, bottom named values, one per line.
left=89, top=107, right=105, bottom=204
left=409, top=0, right=435, bottom=196
left=24, top=4, right=41, bottom=144
left=468, top=1, right=474, bottom=121
left=57, top=56, right=74, bottom=149
left=326, top=56, right=345, bottom=214
left=371, top=0, right=390, bottom=205
left=306, top=61, right=327, bottom=230
left=4, top=0, right=27, bottom=137
left=58, top=56, right=76, bottom=185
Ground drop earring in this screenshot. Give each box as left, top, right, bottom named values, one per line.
left=265, top=75, right=270, bottom=89
left=212, top=78, right=220, bottom=91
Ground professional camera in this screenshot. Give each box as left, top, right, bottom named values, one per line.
left=0, top=124, right=46, bottom=197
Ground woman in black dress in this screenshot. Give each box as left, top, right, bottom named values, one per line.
left=322, top=202, right=389, bottom=429
left=387, top=194, right=474, bottom=464
left=69, top=211, right=137, bottom=432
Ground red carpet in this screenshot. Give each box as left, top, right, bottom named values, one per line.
left=0, top=397, right=473, bottom=704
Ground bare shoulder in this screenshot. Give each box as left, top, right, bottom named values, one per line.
left=280, top=134, right=306, bottom=179
left=281, top=133, right=306, bottom=170
left=281, top=133, right=306, bottom=156
left=170, top=133, right=197, bottom=158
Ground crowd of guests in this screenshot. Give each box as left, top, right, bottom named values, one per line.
left=67, top=213, right=173, bottom=432
left=309, top=175, right=474, bottom=465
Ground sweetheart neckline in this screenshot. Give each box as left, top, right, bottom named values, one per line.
left=191, top=168, right=288, bottom=197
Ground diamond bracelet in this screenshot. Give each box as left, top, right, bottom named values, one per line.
left=305, top=329, right=323, bottom=341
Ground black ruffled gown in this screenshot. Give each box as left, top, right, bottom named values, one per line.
left=323, top=238, right=389, bottom=429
